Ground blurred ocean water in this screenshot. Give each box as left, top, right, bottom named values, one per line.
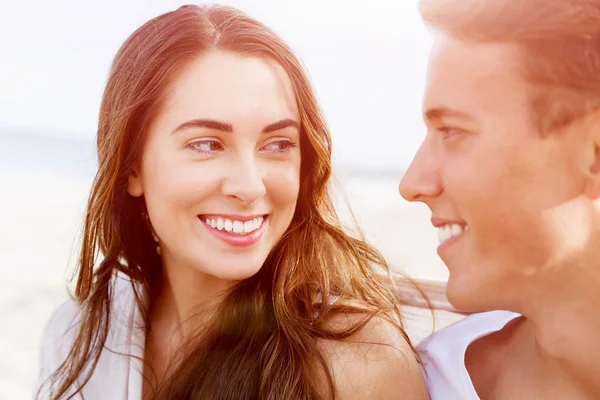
left=0, top=129, right=97, bottom=183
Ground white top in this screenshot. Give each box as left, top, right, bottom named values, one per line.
left=36, top=275, right=146, bottom=400
left=35, top=275, right=333, bottom=399
left=418, top=310, right=521, bottom=400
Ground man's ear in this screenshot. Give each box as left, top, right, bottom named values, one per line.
left=127, top=168, right=144, bottom=197
left=584, top=130, right=600, bottom=198
left=579, top=110, right=600, bottom=199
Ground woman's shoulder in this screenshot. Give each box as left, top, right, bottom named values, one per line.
left=318, top=313, right=429, bottom=399
left=39, top=297, right=82, bottom=363
left=37, top=275, right=143, bottom=398
left=40, top=274, right=141, bottom=344
left=417, top=310, right=521, bottom=400
left=36, top=296, right=82, bottom=398
left=37, top=275, right=143, bottom=386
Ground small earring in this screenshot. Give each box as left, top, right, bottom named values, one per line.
left=151, top=231, right=161, bottom=255
left=142, top=209, right=161, bottom=255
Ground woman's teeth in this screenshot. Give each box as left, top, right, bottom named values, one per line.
left=438, top=224, right=468, bottom=245
left=204, top=216, right=264, bottom=235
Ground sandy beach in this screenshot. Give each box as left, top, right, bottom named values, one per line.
left=0, top=172, right=457, bottom=400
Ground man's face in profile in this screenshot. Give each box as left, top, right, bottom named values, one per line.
left=400, top=34, right=592, bottom=312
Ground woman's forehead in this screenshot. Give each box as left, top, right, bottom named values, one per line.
left=161, top=51, right=299, bottom=123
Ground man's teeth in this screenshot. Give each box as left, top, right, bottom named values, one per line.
left=204, top=216, right=264, bottom=235
left=438, top=224, right=468, bottom=245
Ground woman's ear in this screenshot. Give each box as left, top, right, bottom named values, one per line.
left=128, top=168, right=144, bottom=197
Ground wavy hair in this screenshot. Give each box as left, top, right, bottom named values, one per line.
left=40, top=5, right=419, bottom=399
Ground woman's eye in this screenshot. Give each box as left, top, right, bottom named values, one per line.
left=187, top=140, right=223, bottom=154
left=263, top=140, right=298, bottom=153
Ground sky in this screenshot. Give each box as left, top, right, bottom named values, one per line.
left=0, top=0, right=434, bottom=170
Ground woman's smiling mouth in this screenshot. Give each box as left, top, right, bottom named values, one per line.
left=198, top=214, right=269, bottom=246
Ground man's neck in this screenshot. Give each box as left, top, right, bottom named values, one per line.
left=508, top=251, right=600, bottom=398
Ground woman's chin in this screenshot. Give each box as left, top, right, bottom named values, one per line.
left=194, top=262, right=264, bottom=283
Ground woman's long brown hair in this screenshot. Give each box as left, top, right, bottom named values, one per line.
left=40, top=5, right=420, bottom=399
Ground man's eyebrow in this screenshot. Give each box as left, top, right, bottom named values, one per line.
left=172, top=119, right=233, bottom=134
left=424, top=107, right=476, bottom=123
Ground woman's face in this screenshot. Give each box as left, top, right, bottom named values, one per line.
left=128, top=51, right=301, bottom=283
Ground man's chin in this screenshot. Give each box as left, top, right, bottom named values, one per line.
left=446, top=276, right=491, bottom=313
